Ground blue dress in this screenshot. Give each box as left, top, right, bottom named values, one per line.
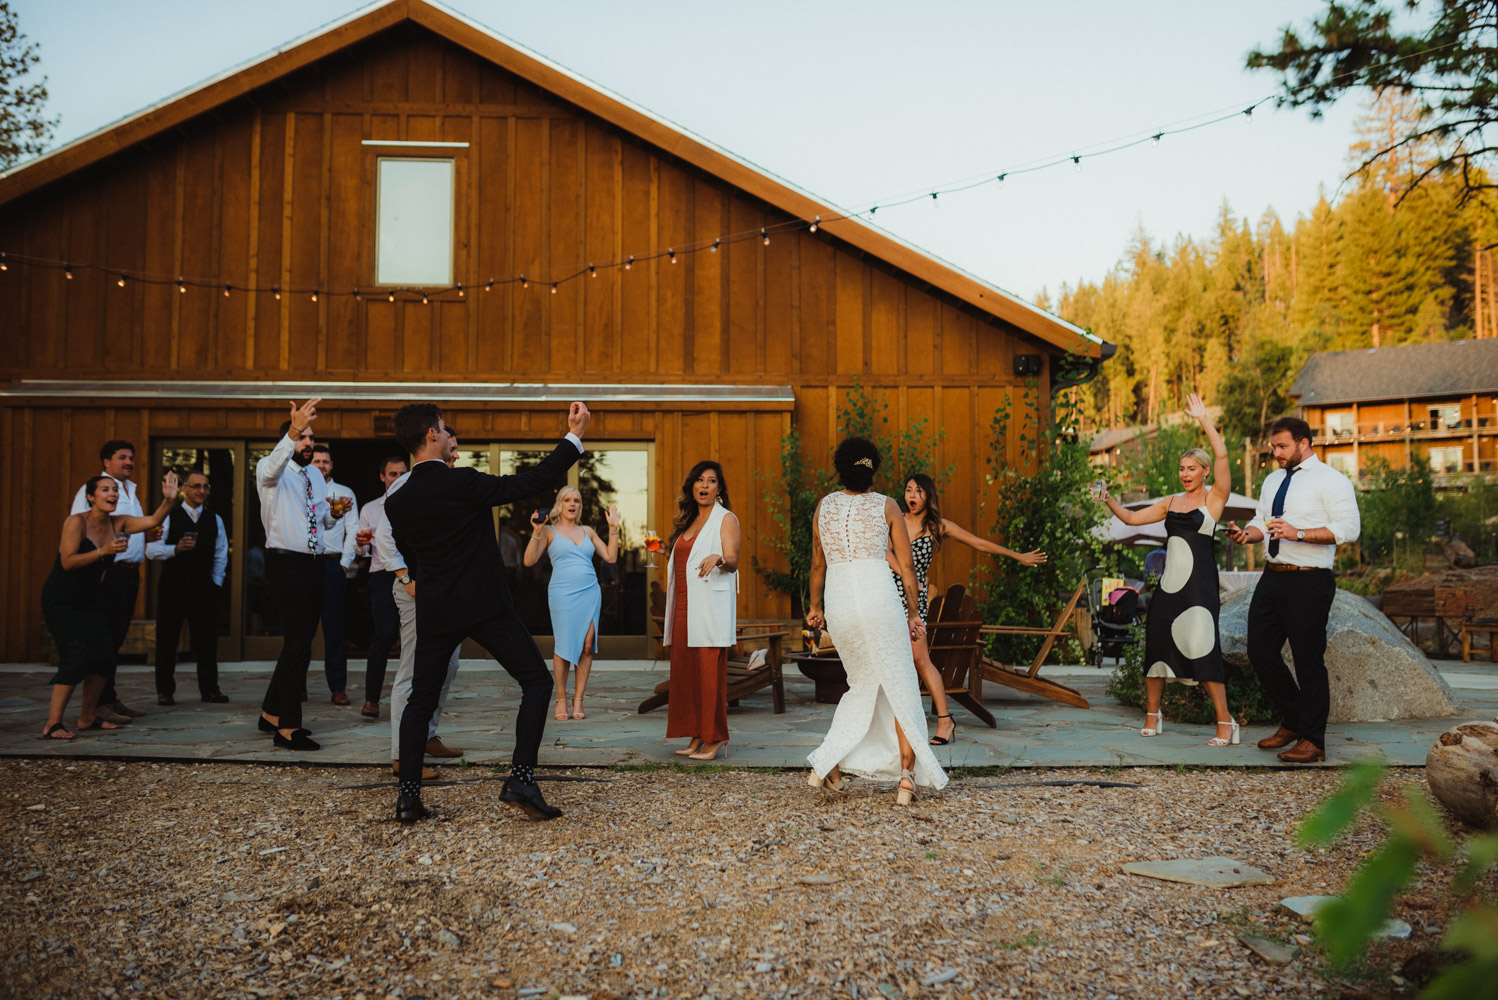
left=547, top=528, right=602, bottom=663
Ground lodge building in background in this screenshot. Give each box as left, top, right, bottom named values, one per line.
left=1292, top=338, right=1498, bottom=484
left=0, top=0, right=1110, bottom=662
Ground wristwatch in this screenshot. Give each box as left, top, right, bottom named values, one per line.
left=397, top=574, right=413, bottom=586
left=1295, top=530, right=1305, bottom=541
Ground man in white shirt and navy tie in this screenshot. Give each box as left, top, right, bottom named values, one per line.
left=255, top=398, right=343, bottom=751
left=1227, top=416, right=1361, bottom=763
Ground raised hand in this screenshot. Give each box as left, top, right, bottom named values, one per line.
left=567, top=401, right=591, bottom=438
left=161, top=471, right=180, bottom=502
left=605, top=503, right=621, bottom=530
left=288, top=397, right=321, bottom=435
left=1185, top=392, right=1209, bottom=420
left=531, top=509, right=548, bottom=527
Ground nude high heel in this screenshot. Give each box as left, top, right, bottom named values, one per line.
left=1140, top=711, right=1163, bottom=737
left=808, top=769, right=847, bottom=793
left=895, top=768, right=917, bottom=806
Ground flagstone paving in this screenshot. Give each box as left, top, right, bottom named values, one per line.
left=2, top=658, right=1492, bottom=769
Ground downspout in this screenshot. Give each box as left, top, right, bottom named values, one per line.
left=1050, top=340, right=1117, bottom=397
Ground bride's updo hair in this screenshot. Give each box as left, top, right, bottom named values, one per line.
left=833, top=436, right=881, bottom=492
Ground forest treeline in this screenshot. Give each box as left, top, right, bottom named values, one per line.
left=1055, top=94, right=1498, bottom=447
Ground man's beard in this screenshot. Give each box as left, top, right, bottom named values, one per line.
left=292, top=449, right=312, bottom=467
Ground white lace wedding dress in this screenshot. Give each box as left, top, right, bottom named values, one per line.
left=806, top=491, right=948, bottom=790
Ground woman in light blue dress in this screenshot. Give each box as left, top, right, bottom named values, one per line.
left=523, top=486, right=620, bottom=721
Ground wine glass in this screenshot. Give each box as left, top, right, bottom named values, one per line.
left=645, top=527, right=660, bottom=568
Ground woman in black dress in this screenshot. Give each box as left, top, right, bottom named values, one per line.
left=892, top=473, right=1047, bottom=745
left=1096, top=394, right=1237, bottom=746
left=42, top=472, right=178, bottom=739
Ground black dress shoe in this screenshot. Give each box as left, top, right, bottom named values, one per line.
left=274, top=729, right=320, bottom=751
left=201, top=691, right=229, bottom=704
left=157, top=693, right=175, bottom=706
left=395, top=794, right=431, bottom=824
left=499, top=778, right=562, bottom=821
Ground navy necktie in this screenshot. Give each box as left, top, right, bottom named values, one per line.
left=1267, top=466, right=1298, bottom=559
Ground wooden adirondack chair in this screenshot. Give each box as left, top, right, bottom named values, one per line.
left=975, top=580, right=1090, bottom=709
left=640, top=582, right=788, bottom=714
left=921, top=584, right=996, bottom=728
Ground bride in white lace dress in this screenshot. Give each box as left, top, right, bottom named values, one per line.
left=806, top=437, right=949, bottom=802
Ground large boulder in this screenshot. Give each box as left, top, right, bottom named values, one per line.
left=1219, top=586, right=1462, bottom=723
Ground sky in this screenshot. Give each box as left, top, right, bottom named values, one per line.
left=16, top=0, right=1373, bottom=307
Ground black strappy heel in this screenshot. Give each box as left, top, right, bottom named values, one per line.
left=929, top=712, right=956, bottom=746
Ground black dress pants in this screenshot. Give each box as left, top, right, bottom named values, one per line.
left=398, top=607, right=551, bottom=788
left=260, top=550, right=323, bottom=730
left=1246, top=568, right=1336, bottom=748
left=155, top=582, right=221, bottom=697
left=98, top=561, right=140, bottom=706
left=365, top=570, right=399, bottom=703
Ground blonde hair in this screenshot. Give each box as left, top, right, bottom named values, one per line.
left=549, top=485, right=582, bottom=525
left=1180, top=448, right=1212, bottom=473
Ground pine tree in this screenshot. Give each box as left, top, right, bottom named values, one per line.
left=0, top=2, right=56, bottom=169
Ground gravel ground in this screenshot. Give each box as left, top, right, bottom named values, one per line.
left=2, top=761, right=1483, bottom=1000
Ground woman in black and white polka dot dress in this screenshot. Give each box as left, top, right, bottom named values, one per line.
left=1096, top=393, right=1237, bottom=747
left=893, top=474, right=1047, bottom=746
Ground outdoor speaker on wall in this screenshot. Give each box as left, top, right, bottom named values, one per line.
left=1014, top=354, right=1043, bottom=377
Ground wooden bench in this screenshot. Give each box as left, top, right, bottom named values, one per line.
left=640, top=583, right=789, bottom=714
left=39, top=619, right=159, bottom=665
left=974, top=580, right=1091, bottom=709
left=1383, top=587, right=1472, bottom=658
left=921, top=584, right=996, bottom=728
left=1461, top=621, right=1498, bottom=663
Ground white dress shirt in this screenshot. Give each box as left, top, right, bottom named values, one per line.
left=72, top=475, right=145, bottom=564
left=146, top=502, right=229, bottom=587
left=256, top=434, right=330, bottom=554
left=359, top=493, right=392, bottom=573
left=1247, top=453, right=1361, bottom=569
left=322, top=480, right=360, bottom=572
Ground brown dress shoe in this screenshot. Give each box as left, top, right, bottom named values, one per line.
left=361, top=701, right=380, bottom=719
left=331, top=691, right=351, bottom=706
left=393, top=760, right=438, bottom=780
left=1277, top=739, right=1326, bottom=764
left=108, top=700, right=146, bottom=718
left=96, top=706, right=133, bottom=725
left=1256, top=726, right=1300, bottom=750
left=425, top=737, right=463, bottom=758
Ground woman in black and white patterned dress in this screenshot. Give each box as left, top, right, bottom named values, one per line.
left=892, top=474, right=1047, bottom=745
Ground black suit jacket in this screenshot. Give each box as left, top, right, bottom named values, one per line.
left=384, top=440, right=581, bottom=635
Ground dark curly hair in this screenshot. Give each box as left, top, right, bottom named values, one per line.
left=905, top=473, right=946, bottom=553
left=833, top=436, right=880, bottom=492
left=667, top=460, right=732, bottom=553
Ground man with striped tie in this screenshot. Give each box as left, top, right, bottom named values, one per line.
left=1226, top=416, right=1360, bottom=763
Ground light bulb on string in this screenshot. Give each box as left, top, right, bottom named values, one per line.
left=550, top=282, right=558, bottom=294
left=760, top=229, right=770, bottom=246
left=64, top=265, right=73, bottom=280
left=116, top=274, right=126, bottom=287
left=311, top=289, right=319, bottom=302
left=272, top=286, right=281, bottom=301
left=710, top=240, right=719, bottom=254
left=996, top=174, right=1006, bottom=187
left=485, top=279, right=494, bottom=292
left=0, top=253, right=8, bottom=271
left=354, top=287, right=362, bottom=301
left=520, top=275, right=528, bottom=289
left=809, top=216, right=819, bottom=233
left=1072, top=156, right=1081, bottom=172
left=456, top=283, right=464, bottom=298
left=177, top=278, right=186, bottom=294
left=624, top=256, right=634, bottom=270
left=668, top=248, right=677, bottom=264
left=222, top=284, right=231, bottom=297
left=421, top=292, right=429, bottom=305
left=1151, top=133, right=1162, bottom=146
left=589, top=264, right=597, bottom=277
left=1243, top=106, right=1254, bottom=122
left=388, top=290, right=396, bottom=302
left=930, top=192, right=939, bottom=207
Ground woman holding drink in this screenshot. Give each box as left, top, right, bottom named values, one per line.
left=42, top=471, right=179, bottom=738
left=1094, top=393, right=1237, bottom=745
left=524, top=487, right=620, bottom=721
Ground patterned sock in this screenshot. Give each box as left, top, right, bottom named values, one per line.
left=398, top=779, right=422, bottom=797
left=511, top=763, right=535, bottom=786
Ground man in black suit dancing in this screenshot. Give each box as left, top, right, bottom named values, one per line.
left=385, top=400, right=589, bottom=823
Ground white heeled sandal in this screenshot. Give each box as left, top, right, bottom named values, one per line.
left=895, top=768, right=917, bottom=806
left=1140, top=711, right=1164, bottom=737
left=1207, top=719, right=1241, bottom=747
left=807, top=770, right=848, bottom=793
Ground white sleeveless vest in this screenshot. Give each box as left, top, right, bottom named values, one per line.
left=662, top=501, right=739, bottom=649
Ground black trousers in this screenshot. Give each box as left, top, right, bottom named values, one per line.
left=260, top=549, right=324, bottom=730
left=155, top=581, right=221, bottom=697
left=1246, top=568, right=1336, bottom=748
left=398, top=607, right=551, bottom=788
left=99, top=561, right=140, bottom=705
left=365, top=570, right=399, bottom=703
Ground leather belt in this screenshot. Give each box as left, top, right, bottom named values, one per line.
left=1266, top=562, right=1327, bottom=573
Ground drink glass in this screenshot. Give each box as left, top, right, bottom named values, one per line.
left=114, top=531, right=129, bottom=552
left=1088, top=479, right=1107, bottom=501
left=644, top=527, right=660, bottom=568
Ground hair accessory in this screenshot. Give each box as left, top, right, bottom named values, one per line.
left=855, top=457, right=874, bottom=469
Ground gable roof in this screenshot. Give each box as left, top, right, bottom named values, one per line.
left=0, top=0, right=1107, bottom=360
left=1291, top=339, right=1498, bottom=406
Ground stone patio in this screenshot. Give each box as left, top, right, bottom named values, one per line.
left=2, top=657, right=1492, bottom=769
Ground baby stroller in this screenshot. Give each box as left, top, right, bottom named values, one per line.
left=1085, top=564, right=1149, bottom=667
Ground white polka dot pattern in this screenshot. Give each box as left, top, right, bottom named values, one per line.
left=1159, top=535, right=1193, bottom=594
left=1171, top=605, right=1217, bottom=660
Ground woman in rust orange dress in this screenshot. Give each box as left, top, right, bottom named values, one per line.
left=662, top=460, right=741, bottom=761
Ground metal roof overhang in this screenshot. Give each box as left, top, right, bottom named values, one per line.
left=0, top=379, right=796, bottom=408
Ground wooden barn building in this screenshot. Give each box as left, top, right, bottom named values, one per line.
left=0, top=0, right=1111, bottom=661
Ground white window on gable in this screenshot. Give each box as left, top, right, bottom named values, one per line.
left=375, top=157, right=454, bottom=286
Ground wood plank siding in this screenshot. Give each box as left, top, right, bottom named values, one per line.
left=0, top=19, right=1076, bottom=661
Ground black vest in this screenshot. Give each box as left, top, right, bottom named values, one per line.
left=160, top=504, right=219, bottom=589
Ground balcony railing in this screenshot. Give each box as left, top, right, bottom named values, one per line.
left=1313, top=416, right=1496, bottom=441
